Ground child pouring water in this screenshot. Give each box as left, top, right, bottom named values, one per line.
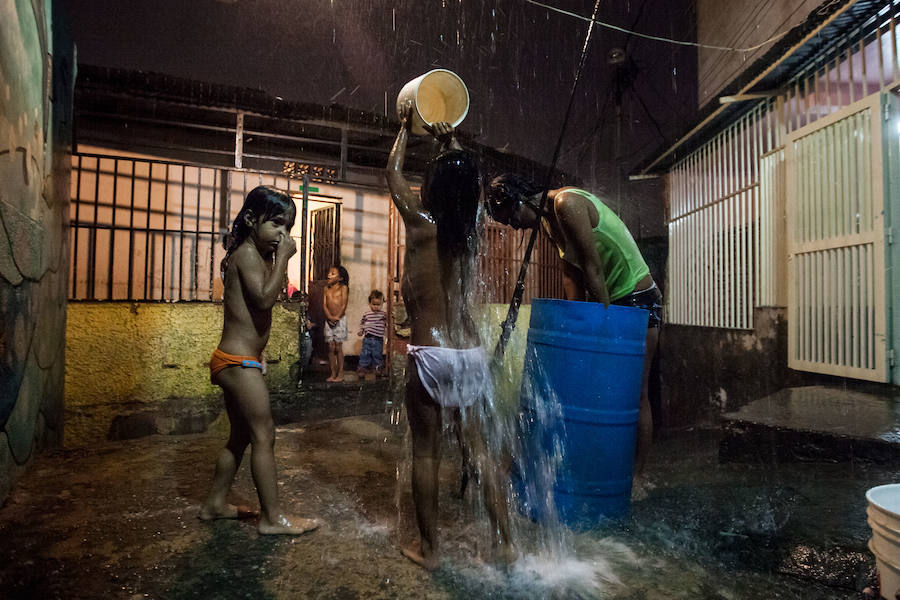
left=386, top=104, right=516, bottom=570
left=201, top=185, right=320, bottom=536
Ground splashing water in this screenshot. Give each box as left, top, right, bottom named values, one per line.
left=442, top=531, right=642, bottom=598
left=385, top=155, right=642, bottom=593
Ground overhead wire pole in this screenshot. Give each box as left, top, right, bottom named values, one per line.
left=493, top=0, right=604, bottom=364
left=612, top=0, right=650, bottom=216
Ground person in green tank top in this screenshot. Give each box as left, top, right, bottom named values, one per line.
left=487, top=174, right=661, bottom=475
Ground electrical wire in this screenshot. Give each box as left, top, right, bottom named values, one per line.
left=493, top=0, right=605, bottom=362
left=523, top=0, right=789, bottom=52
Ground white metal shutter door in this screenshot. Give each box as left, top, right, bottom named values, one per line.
left=786, top=93, right=887, bottom=382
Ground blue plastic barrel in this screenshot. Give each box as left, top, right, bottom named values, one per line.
left=517, top=298, right=648, bottom=527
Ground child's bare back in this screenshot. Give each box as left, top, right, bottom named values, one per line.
left=218, top=242, right=276, bottom=357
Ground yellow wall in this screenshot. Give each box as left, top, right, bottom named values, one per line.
left=476, top=303, right=532, bottom=417
left=64, top=302, right=300, bottom=446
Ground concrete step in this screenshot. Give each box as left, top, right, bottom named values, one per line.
left=719, top=385, right=900, bottom=464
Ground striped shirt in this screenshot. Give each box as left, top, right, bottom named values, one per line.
left=360, top=310, right=387, bottom=337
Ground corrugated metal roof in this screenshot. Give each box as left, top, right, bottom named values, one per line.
left=634, top=0, right=892, bottom=175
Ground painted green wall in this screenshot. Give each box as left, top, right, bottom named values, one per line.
left=885, top=91, right=900, bottom=386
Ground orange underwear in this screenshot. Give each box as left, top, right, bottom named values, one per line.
left=209, top=348, right=266, bottom=381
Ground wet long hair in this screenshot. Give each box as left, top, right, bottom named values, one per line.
left=220, top=185, right=296, bottom=278
left=486, top=173, right=543, bottom=224
left=421, top=149, right=483, bottom=344
left=422, top=149, right=482, bottom=258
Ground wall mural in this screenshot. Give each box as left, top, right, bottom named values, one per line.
left=0, top=0, right=74, bottom=501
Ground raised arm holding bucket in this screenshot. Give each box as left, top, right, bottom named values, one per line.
left=387, top=86, right=516, bottom=569
left=395, top=69, right=470, bottom=136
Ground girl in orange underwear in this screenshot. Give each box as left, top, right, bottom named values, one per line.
left=200, top=185, right=320, bottom=536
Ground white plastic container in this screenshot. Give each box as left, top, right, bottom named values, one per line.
left=396, top=69, right=469, bottom=135
left=867, top=484, right=900, bottom=599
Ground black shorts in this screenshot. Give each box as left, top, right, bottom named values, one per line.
left=612, top=285, right=663, bottom=329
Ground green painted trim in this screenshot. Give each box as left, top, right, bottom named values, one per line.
left=883, top=91, right=900, bottom=386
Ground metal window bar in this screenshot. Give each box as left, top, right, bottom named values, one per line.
left=127, top=159, right=136, bottom=300
left=107, top=159, right=117, bottom=300
left=89, top=157, right=100, bottom=299
left=666, top=5, right=900, bottom=329
left=143, top=162, right=152, bottom=300
left=71, top=155, right=82, bottom=296
left=667, top=108, right=766, bottom=329
left=300, top=174, right=310, bottom=293
left=210, top=168, right=219, bottom=301
left=195, top=167, right=203, bottom=300
left=161, top=164, right=169, bottom=300
left=69, top=152, right=320, bottom=302
left=178, top=166, right=185, bottom=299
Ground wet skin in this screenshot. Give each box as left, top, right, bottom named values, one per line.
left=202, top=206, right=320, bottom=535
left=386, top=105, right=516, bottom=569
left=324, top=267, right=349, bottom=382
left=496, top=187, right=658, bottom=474
left=218, top=211, right=295, bottom=358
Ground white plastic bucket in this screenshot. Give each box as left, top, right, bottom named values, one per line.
left=396, top=69, right=469, bottom=135
left=867, top=484, right=900, bottom=598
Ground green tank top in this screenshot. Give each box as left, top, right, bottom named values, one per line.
left=545, top=188, right=649, bottom=301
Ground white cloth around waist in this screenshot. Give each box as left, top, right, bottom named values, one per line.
left=406, top=344, right=493, bottom=408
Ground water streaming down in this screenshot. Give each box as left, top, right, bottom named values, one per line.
left=471, top=293, right=652, bottom=597
left=319, top=2, right=864, bottom=596
left=382, top=174, right=869, bottom=598
left=382, top=136, right=632, bottom=592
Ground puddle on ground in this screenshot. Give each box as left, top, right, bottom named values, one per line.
left=0, top=413, right=887, bottom=599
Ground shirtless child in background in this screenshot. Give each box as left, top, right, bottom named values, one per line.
left=323, top=265, right=349, bottom=382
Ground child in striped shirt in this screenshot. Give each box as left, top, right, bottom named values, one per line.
left=357, top=289, right=387, bottom=376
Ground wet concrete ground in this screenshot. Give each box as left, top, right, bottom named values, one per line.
left=0, top=380, right=893, bottom=599
left=721, top=385, right=900, bottom=464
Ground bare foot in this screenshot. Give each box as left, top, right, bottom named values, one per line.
left=401, top=541, right=439, bottom=570
left=198, top=503, right=257, bottom=521
left=493, top=542, right=519, bottom=567
left=258, top=514, right=320, bottom=535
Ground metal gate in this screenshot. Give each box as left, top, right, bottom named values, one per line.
left=785, top=93, right=888, bottom=382
left=69, top=153, right=318, bottom=301
left=310, top=205, right=339, bottom=281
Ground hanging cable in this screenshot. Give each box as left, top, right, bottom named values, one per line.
left=493, top=0, right=604, bottom=363
left=523, top=0, right=789, bottom=52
